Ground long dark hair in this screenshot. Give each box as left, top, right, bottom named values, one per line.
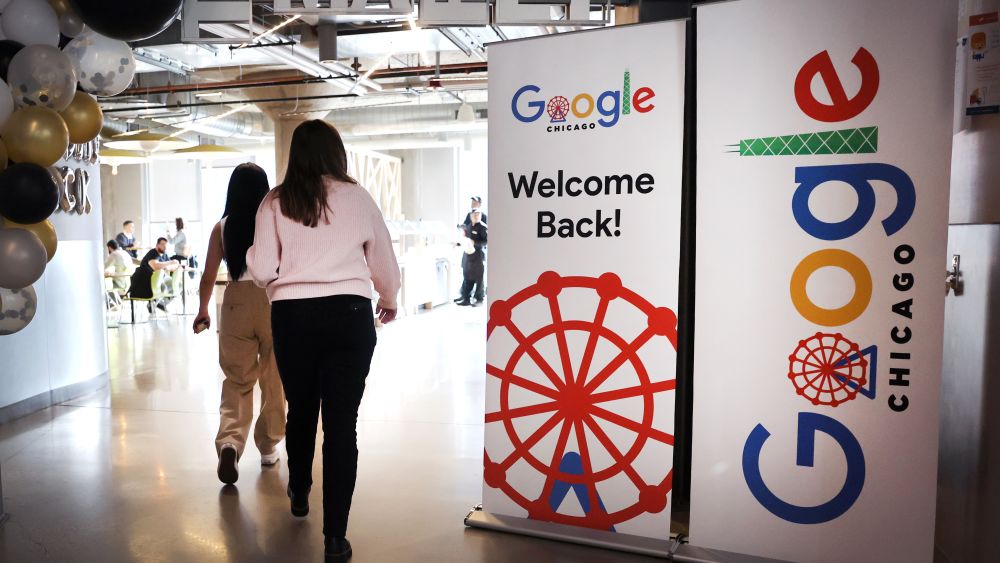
left=222, top=163, right=270, bottom=280
left=277, top=120, right=356, bottom=227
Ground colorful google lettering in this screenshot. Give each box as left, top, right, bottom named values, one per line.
left=511, top=70, right=656, bottom=130
left=742, top=47, right=918, bottom=525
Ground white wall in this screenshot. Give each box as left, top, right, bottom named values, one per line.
left=0, top=158, right=108, bottom=413
left=101, top=163, right=145, bottom=247
left=458, top=136, right=489, bottom=213
left=391, top=147, right=459, bottom=224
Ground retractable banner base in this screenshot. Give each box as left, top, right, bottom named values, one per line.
left=464, top=507, right=789, bottom=563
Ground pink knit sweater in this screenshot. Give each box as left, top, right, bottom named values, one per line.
left=246, top=178, right=400, bottom=309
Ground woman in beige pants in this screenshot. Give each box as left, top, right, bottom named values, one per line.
left=193, top=163, right=285, bottom=485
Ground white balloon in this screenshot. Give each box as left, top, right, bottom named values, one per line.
left=63, top=29, right=136, bottom=97
left=0, top=286, right=37, bottom=335
left=0, top=78, right=13, bottom=130
left=1, top=0, right=59, bottom=47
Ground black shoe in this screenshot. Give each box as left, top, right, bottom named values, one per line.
left=217, top=445, right=238, bottom=485
left=453, top=297, right=464, bottom=304
left=287, top=485, right=309, bottom=517
left=456, top=300, right=471, bottom=306
left=156, top=302, right=168, bottom=312
left=325, top=537, right=352, bottom=562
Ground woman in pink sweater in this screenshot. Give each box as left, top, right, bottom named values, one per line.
left=247, top=120, right=400, bottom=563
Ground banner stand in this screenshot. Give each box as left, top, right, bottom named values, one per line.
left=464, top=507, right=788, bottom=563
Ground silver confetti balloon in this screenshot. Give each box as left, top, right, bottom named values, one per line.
left=63, top=28, right=135, bottom=97
left=0, top=285, right=38, bottom=335
left=6, top=44, right=78, bottom=111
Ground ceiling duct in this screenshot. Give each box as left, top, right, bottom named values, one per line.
left=328, top=103, right=487, bottom=138
left=155, top=105, right=269, bottom=139
left=319, top=23, right=338, bottom=63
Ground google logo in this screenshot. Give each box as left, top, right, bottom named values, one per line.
left=511, top=70, right=656, bottom=128
left=742, top=47, right=918, bottom=525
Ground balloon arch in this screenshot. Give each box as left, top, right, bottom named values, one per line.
left=0, top=0, right=183, bottom=335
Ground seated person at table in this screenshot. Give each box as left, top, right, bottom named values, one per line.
left=129, top=237, right=179, bottom=312
left=104, top=240, right=135, bottom=293
left=116, top=220, right=140, bottom=259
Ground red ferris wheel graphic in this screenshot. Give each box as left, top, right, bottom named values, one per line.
left=546, top=95, right=570, bottom=122
left=787, top=332, right=868, bottom=407
left=484, top=271, right=677, bottom=531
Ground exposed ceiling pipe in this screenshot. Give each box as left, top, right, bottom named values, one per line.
left=240, top=20, right=382, bottom=92
left=154, top=106, right=268, bottom=138
left=109, top=63, right=486, bottom=98
left=200, top=23, right=379, bottom=94
left=202, top=24, right=370, bottom=92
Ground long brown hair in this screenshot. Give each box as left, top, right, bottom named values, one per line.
left=276, top=120, right=356, bottom=227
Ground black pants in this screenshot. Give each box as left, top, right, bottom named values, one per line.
left=271, top=294, right=377, bottom=538
left=459, top=275, right=485, bottom=302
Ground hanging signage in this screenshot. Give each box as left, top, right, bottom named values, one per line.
left=690, top=0, right=954, bottom=562
left=966, top=12, right=1000, bottom=115
left=182, top=0, right=608, bottom=42
left=478, top=20, right=685, bottom=549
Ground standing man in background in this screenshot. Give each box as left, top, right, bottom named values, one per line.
left=455, top=210, right=487, bottom=306
left=463, top=196, right=487, bottom=227
left=116, top=220, right=140, bottom=259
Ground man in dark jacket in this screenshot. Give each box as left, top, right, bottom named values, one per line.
left=456, top=210, right=487, bottom=306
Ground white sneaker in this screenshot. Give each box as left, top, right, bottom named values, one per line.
left=260, top=449, right=280, bottom=466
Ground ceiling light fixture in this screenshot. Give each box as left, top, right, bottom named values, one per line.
left=99, top=149, right=149, bottom=175
left=153, top=144, right=245, bottom=162
left=104, top=133, right=195, bottom=152
left=238, top=15, right=301, bottom=49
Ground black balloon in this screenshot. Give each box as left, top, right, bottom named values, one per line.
left=0, top=40, right=24, bottom=82
left=67, top=0, right=183, bottom=42
left=0, top=164, right=59, bottom=224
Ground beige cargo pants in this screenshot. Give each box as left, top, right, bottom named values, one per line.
left=215, top=281, right=286, bottom=458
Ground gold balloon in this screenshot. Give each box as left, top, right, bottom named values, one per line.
left=3, top=107, right=69, bottom=167
left=48, top=0, right=72, bottom=16
left=5, top=220, right=58, bottom=262
left=0, top=139, right=7, bottom=172
left=60, top=92, right=104, bottom=144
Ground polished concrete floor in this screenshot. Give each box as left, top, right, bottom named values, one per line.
left=0, top=305, right=656, bottom=562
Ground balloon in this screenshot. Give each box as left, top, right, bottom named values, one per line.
left=7, top=44, right=77, bottom=111
left=2, top=106, right=69, bottom=166
left=1, top=0, right=59, bottom=48
left=4, top=219, right=56, bottom=261
left=59, top=91, right=100, bottom=143
left=57, top=11, right=83, bottom=38
left=66, top=0, right=182, bottom=42
left=0, top=286, right=37, bottom=335
left=63, top=29, right=134, bottom=97
left=0, top=227, right=47, bottom=289
left=0, top=162, right=59, bottom=222
left=47, top=0, right=71, bottom=16
left=0, top=84, right=11, bottom=134
left=0, top=41, right=23, bottom=82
